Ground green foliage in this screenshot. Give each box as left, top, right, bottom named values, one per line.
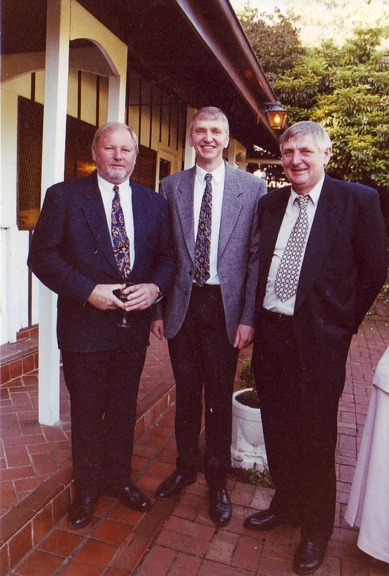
left=237, top=357, right=260, bottom=409
left=238, top=357, right=256, bottom=388
left=236, top=4, right=306, bottom=83
left=230, top=463, right=274, bottom=488
left=252, top=19, right=389, bottom=192
left=237, top=6, right=389, bottom=221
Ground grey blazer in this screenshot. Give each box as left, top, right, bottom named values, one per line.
left=159, top=162, right=267, bottom=344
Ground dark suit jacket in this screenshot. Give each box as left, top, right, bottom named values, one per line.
left=28, top=171, right=175, bottom=353
left=254, top=175, right=388, bottom=392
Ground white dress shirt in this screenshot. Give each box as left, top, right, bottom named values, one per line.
left=97, top=174, right=135, bottom=266
left=194, top=163, right=225, bottom=285
left=263, top=176, right=324, bottom=315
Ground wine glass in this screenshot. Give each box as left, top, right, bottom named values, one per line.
left=117, top=282, right=135, bottom=327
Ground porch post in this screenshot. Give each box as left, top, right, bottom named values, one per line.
left=38, top=0, right=70, bottom=425
left=184, top=105, right=196, bottom=169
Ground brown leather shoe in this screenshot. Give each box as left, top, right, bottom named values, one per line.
left=209, top=488, right=232, bottom=527
left=293, top=539, right=327, bottom=575
left=244, top=509, right=286, bottom=531
left=155, top=470, right=197, bottom=500
left=68, top=485, right=100, bottom=529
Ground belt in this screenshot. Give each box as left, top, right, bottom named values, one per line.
left=260, top=307, right=294, bottom=324
left=192, top=283, right=221, bottom=291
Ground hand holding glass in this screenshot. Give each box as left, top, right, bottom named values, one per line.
left=117, top=282, right=135, bottom=327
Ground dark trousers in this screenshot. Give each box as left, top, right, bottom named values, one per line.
left=62, top=348, right=146, bottom=488
left=168, top=285, right=239, bottom=489
left=252, top=313, right=343, bottom=542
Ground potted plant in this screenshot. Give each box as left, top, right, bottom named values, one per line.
left=231, top=358, right=268, bottom=473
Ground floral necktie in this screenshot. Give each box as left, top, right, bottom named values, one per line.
left=194, top=173, right=212, bottom=286
left=111, top=185, right=131, bottom=280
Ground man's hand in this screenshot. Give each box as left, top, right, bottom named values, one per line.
left=233, top=324, right=254, bottom=350
left=124, top=283, right=160, bottom=311
left=87, top=284, right=123, bottom=310
left=151, top=320, right=165, bottom=340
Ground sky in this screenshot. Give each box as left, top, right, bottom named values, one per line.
left=230, top=0, right=288, bottom=13
left=230, top=0, right=389, bottom=46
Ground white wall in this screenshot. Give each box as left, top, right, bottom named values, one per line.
left=1, top=79, right=32, bottom=343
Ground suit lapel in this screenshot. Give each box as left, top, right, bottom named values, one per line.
left=175, top=168, right=196, bottom=263
left=295, top=175, right=344, bottom=312
left=82, top=172, right=120, bottom=276
left=131, top=182, right=149, bottom=273
left=257, top=188, right=290, bottom=300
left=218, top=163, right=244, bottom=259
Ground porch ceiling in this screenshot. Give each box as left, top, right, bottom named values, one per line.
left=2, top=0, right=281, bottom=153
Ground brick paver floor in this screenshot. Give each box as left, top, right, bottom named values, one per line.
left=2, top=315, right=389, bottom=575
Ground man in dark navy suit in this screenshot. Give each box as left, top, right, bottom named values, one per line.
left=29, top=122, right=175, bottom=529
left=244, top=121, right=387, bottom=574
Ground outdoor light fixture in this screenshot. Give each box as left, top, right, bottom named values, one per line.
left=263, top=101, right=287, bottom=130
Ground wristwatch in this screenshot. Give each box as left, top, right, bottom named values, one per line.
left=154, top=285, right=163, bottom=304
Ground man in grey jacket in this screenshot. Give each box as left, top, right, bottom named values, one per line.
left=152, top=107, right=266, bottom=527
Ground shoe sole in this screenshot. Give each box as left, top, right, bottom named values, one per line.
left=68, top=516, right=93, bottom=529
left=293, top=557, right=324, bottom=575
left=209, top=513, right=232, bottom=527
left=243, top=519, right=285, bottom=531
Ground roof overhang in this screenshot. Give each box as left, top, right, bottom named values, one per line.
left=2, top=0, right=282, bottom=153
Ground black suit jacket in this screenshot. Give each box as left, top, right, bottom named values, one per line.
left=254, top=175, right=387, bottom=391
left=28, top=171, right=175, bottom=353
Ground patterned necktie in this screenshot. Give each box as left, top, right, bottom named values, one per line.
left=274, top=194, right=310, bottom=302
left=111, top=185, right=131, bottom=280
left=194, top=173, right=212, bottom=286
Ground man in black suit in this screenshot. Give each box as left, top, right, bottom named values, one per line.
left=28, top=122, right=175, bottom=529
left=244, top=121, right=387, bottom=574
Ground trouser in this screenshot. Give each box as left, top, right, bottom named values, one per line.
left=168, top=285, right=239, bottom=489
left=62, top=347, right=146, bottom=487
left=252, top=312, right=343, bottom=542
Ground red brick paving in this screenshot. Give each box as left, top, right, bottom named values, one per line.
left=1, top=317, right=389, bottom=575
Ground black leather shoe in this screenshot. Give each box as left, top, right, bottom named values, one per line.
left=244, top=509, right=286, bottom=531
left=155, top=470, right=197, bottom=500
left=208, top=488, right=232, bottom=527
left=293, top=539, right=327, bottom=575
left=68, top=485, right=100, bottom=529
left=108, top=482, right=151, bottom=512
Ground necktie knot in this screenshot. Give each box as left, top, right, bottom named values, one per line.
left=113, top=185, right=119, bottom=196
left=296, top=194, right=310, bottom=210
left=205, top=173, right=212, bottom=184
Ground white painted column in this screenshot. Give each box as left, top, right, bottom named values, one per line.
left=38, top=0, right=71, bottom=425
left=184, top=106, right=196, bottom=169
left=108, top=75, right=126, bottom=122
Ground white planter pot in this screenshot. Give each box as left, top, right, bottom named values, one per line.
left=231, top=389, right=268, bottom=472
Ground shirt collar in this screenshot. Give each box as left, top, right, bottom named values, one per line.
left=195, top=161, right=225, bottom=185
left=97, top=174, right=131, bottom=196
left=291, top=175, right=324, bottom=206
